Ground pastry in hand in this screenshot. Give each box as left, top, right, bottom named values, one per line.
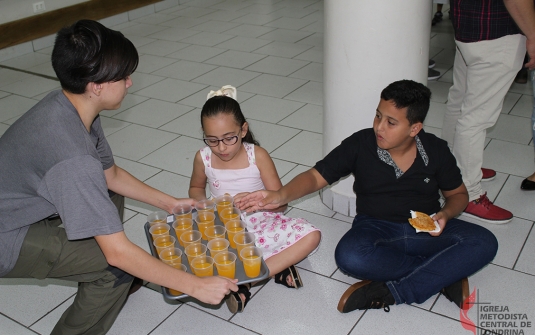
left=408, top=211, right=436, bottom=232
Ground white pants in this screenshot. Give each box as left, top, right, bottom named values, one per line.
left=442, top=34, right=526, bottom=201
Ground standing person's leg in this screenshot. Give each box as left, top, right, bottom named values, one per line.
left=443, top=45, right=468, bottom=150
left=521, top=70, right=535, bottom=189
left=453, top=35, right=525, bottom=201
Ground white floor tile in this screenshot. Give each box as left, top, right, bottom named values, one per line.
left=0, top=95, right=38, bottom=122
left=245, top=55, right=309, bottom=76
left=240, top=73, right=307, bottom=98
left=136, top=40, right=190, bottom=57
left=113, top=98, right=193, bottom=128
left=139, top=136, right=201, bottom=177
left=179, top=31, right=235, bottom=47
left=159, top=108, right=204, bottom=138
left=101, top=94, right=150, bottom=117
left=114, top=157, right=162, bottom=182
left=0, top=278, right=76, bottom=326
left=100, top=116, right=132, bottom=136
left=487, top=114, right=532, bottom=145
left=483, top=140, right=535, bottom=178
left=105, top=124, right=178, bottom=161
left=135, top=78, right=207, bottom=103
left=136, top=54, right=178, bottom=74
left=246, top=119, right=301, bottom=153
left=254, top=41, right=314, bottom=58
left=192, top=66, right=262, bottom=88
left=503, top=91, right=524, bottom=115
left=0, top=314, right=36, bottom=335
left=205, top=49, right=267, bottom=69
left=289, top=62, right=323, bottom=82
left=223, top=24, right=276, bottom=38
left=270, top=130, right=323, bottom=166
left=279, top=103, right=323, bottom=133
left=240, top=95, right=305, bottom=123
left=284, top=80, right=323, bottom=105
left=258, top=28, right=315, bottom=43
left=515, top=225, right=535, bottom=275
left=215, top=36, right=272, bottom=52
left=1, top=76, right=60, bottom=98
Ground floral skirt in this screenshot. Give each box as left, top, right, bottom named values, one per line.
left=241, top=211, right=320, bottom=260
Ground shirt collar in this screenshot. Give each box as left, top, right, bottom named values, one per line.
left=377, top=135, right=428, bottom=178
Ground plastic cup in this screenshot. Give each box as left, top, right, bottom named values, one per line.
left=204, top=225, right=227, bottom=241
left=234, top=231, right=255, bottom=261
left=225, top=219, right=245, bottom=249
left=159, top=247, right=183, bottom=266
left=184, top=243, right=207, bottom=269
left=168, top=264, right=187, bottom=296
left=149, top=223, right=170, bottom=240
left=190, top=256, right=214, bottom=277
left=147, top=210, right=169, bottom=226
left=195, top=199, right=215, bottom=215
left=194, top=211, right=215, bottom=240
left=172, top=204, right=192, bottom=220
left=213, top=251, right=237, bottom=279
left=207, top=238, right=230, bottom=257
left=240, top=246, right=263, bottom=278
left=153, top=235, right=176, bottom=254
left=220, top=207, right=241, bottom=225
left=180, top=230, right=202, bottom=248
left=215, top=194, right=233, bottom=222
left=172, top=218, right=193, bottom=247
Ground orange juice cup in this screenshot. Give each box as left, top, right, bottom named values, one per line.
left=225, top=219, right=245, bottom=249
left=153, top=235, right=176, bottom=254
left=220, top=207, right=241, bottom=225
left=207, top=238, right=230, bottom=257
left=184, top=243, right=207, bottom=270
left=190, top=256, right=214, bottom=277
left=233, top=231, right=255, bottom=261
left=147, top=210, right=169, bottom=226
left=194, top=211, right=215, bottom=240
left=215, top=194, right=233, bottom=222
left=172, top=204, right=192, bottom=220
left=204, top=225, right=227, bottom=241
left=180, top=230, right=202, bottom=248
left=240, top=246, right=263, bottom=278
left=195, top=199, right=215, bottom=215
left=167, top=264, right=187, bottom=295
left=213, top=251, right=237, bottom=279
left=159, top=247, right=183, bottom=266
left=172, top=218, right=193, bottom=247
left=149, top=223, right=170, bottom=240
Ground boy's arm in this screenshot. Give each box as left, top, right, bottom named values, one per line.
left=430, top=183, right=469, bottom=237
left=188, top=151, right=209, bottom=201
left=253, top=146, right=286, bottom=212
left=95, top=231, right=237, bottom=304
left=236, top=168, right=328, bottom=212
left=104, top=164, right=194, bottom=213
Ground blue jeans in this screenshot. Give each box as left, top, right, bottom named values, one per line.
left=334, top=214, right=498, bottom=305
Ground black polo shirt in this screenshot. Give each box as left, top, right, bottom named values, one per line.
left=313, top=128, right=463, bottom=223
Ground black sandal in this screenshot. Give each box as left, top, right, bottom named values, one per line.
left=274, top=265, right=303, bottom=289
left=226, top=284, right=251, bottom=313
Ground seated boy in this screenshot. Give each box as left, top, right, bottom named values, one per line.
left=236, top=80, right=498, bottom=312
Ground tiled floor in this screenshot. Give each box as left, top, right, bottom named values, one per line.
left=1, top=1, right=535, bottom=334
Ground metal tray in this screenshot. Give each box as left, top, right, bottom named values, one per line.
left=144, top=211, right=269, bottom=301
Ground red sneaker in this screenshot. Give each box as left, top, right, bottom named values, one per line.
left=481, top=168, right=496, bottom=181
left=463, top=193, right=512, bottom=224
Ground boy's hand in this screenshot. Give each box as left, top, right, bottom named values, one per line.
left=170, top=198, right=197, bottom=211
left=234, top=190, right=282, bottom=213
left=191, top=277, right=238, bottom=305
left=429, top=211, right=448, bottom=237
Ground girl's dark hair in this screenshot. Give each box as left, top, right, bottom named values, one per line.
left=201, top=96, right=260, bottom=146
left=52, top=20, right=138, bottom=94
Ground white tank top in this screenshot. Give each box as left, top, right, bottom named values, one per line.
left=200, top=142, right=266, bottom=198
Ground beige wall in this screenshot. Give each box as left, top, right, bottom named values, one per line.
left=0, top=0, right=88, bottom=25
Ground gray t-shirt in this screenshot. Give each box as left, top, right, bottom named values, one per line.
left=0, top=90, right=123, bottom=276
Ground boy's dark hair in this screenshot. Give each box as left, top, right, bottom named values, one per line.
left=201, top=96, right=260, bottom=146
left=380, top=80, right=431, bottom=124
left=52, top=20, right=138, bottom=94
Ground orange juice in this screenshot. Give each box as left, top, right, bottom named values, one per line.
left=169, top=289, right=182, bottom=295
left=173, top=219, right=193, bottom=247
left=175, top=212, right=192, bottom=220
left=215, top=260, right=235, bottom=278
left=192, top=261, right=213, bottom=277
left=186, top=250, right=203, bottom=265
left=155, top=240, right=174, bottom=253
left=242, top=255, right=261, bottom=278
left=150, top=228, right=168, bottom=237
left=216, top=201, right=232, bottom=221
left=160, top=253, right=180, bottom=263
left=222, top=212, right=239, bottom=225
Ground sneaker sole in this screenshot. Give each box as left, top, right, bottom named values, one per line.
left=481, top=176, right=495, bottom=182
left=462, top=211, right=512, bottom=224
left=337, top=280, right=372, bottom=313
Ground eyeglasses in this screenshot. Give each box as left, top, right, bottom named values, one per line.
left=203, top=133, right=240, bottom=147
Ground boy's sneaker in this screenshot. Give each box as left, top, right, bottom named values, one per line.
left=337, top=280, right=395, bottom=313
left=429, top=59, right=436, bottom=68
left=481, top=168, right=496, bottom=181
left=463, top=193, right=512, bottom=224
left=441, top=278, right=469, bottom=309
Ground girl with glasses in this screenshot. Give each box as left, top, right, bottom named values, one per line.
left=189, top=85, right=321, bottom=313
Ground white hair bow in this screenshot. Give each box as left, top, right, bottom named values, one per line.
left=207, top=85, right=237, bottom=100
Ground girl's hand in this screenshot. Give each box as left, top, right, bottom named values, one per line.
left=429, top=211, right=448, bottom=237
left=233, top=192, right=250, bottom=204
left=235, top=190, right=282, bottom=213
